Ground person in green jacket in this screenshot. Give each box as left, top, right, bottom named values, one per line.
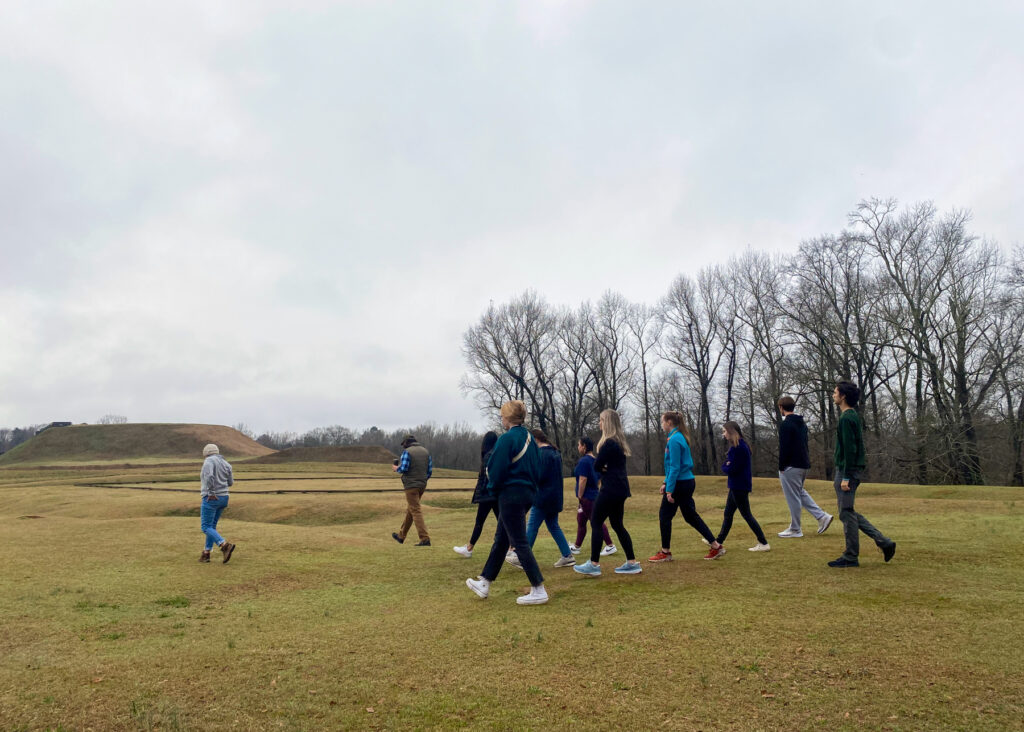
left=466, top=400, right=549, bottom=605
left=828, top=381, right=896, bottom=568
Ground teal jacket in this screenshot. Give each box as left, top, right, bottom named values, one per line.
left=664, top=429, right=695, bottom=491
left=486, top=425, right=539, bottom=504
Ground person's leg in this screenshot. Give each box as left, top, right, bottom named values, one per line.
left=406, top=488, right=429, bottom=541
left=605, top=497, right=635, bottom=560
left=716, top=491, right=738, bottom=544
left=469, top=502, right=491, bottom=547
left=590, top=494, right=612, bottom=563
left=659, top=493, right=677, bottom=550
left=733, top=490, right=767, bottom=544
left=200, top=499, right=223, bottom=551
left=544, top=511, right=572, bottom=557
left=790, top=468, right=826, bottom=521
left=398, top=490, right=415, bottom=540
left=502, top=501, right=544, bottom=586
left=835, top=471, right=859, bottom=560
left=779, top=469, right=805, bottom=531
left=677, top=479, right=718, bottom=544
left=480, top=513, right=512, bottom=582
left=211, top=500, right=227, bottom=540
left=575, top=498, right=592, bottom=547
left=525, top=506, right=543, bottom=548
left=601, top=521, right=613, bottom=546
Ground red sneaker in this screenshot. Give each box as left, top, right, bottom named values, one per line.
left=648, top=550, right=673, bottom=562
left=703, top=545, right=726, bottom=560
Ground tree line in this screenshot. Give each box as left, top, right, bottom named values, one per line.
left=461, top=198, right=1024, bottom=486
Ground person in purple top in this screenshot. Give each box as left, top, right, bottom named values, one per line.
left=714, top=421, right=770, bottom=554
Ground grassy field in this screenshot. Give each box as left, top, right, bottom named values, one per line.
left=1, top=462, right=1022, bottom=731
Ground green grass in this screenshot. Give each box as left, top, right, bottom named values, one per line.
left=1, top=463, right=1023, bottom=730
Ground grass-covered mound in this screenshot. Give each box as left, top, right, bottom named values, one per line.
left=249, top=446, right=397, bottom=464
left=0, top=423, right=273, bottom=465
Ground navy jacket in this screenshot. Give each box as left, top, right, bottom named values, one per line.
left=534, top=445, right=564, bottom=514
left=778, top=414, right=811, bottom=471
left=721, top=439, right=753, bottom=493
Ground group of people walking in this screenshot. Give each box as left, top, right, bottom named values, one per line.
left=193, top=381, right=897, bottom=606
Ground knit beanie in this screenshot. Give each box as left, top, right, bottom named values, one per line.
left=203, top=444, right=220, bottom=457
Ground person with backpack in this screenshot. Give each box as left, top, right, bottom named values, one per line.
left=453, top=431, right=499, bottom=558
left=713, top=421, right=771, bottom=554
left=466, top=401, right=549, bottom=605
left=776, top=395, right=832, bottom=538
left=648, top=411, right=723, bottom=562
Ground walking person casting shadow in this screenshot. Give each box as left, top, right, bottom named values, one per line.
left=391, top=435, right=433, bottom=547
left=714, top=421, right=770, bottom=554
left=453, top=432, right=499, bottom=558
left=199, top=444, right=235, bottom=564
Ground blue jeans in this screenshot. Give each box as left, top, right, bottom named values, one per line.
left=201, top=495, right=229, bottom=550
left=526, top=506, right=572, bottom=557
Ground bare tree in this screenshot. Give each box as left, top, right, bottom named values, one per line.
left=97, top=415, right=128, bottom=425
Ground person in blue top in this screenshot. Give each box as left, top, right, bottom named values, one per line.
left=569, top=437, right=614, bottom=556
left=711, top=421, right=770, bottom=556
left=648, top=411, right=723, bottom=562
left=506, top=429, right=575, bottom=569
left=466, top=401, right=549, bottom=605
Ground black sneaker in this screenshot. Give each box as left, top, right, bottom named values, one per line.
left=392, top=532, right=405, bottom=544
left=415, top=539, right=431, bottom=547
left=883, top=542, right=896, bottom=562
left=827, top=557, right=859, bottom=568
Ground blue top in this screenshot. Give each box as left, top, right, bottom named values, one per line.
left=396, top=450, right=433, bottom=479
left=721, top=439, right=753, bottom=493
left=664, top=428, right=695, bottom=491
left=573, top=454, right=600, bottom=501
left=486, top=425, right=540, bottom=504
left=534, top=445, right=564, bottom=513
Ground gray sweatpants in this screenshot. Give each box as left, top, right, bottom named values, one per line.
left=834, top=469, right=892, bottom=560
left=778, top=467, right=827, bottom=531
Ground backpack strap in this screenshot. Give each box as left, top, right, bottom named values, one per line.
left=511, top=432, right=533, bottom=464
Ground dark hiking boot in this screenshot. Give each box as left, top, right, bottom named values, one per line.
left=199, top=551, right=211, bottom=563
left=415, top=539, right=431, bottom=547
left=392, top=532, right=405, bottom=544
left=828, top=557, right=859, bottom=568
left=883, top=542, right=896, bottom=562
left=220, top=542, right=236, bottom=564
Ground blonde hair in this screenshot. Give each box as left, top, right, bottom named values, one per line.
left=597, top=409, right=632, bottom=457
left=500, top=400, right=527, bottom=425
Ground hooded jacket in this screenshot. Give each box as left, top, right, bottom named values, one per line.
left=486, top=425, right=540, bottom=505
left=472, top=432, right=499, bottom=504
left=534, top=444, right=564, bottom=514
left=664, top=428, right=696, bottom=491
left=778, top=413, right=812, bottom=471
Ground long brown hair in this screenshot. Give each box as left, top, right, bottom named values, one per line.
left=662, top=410, right=692, bottom=443
left=597, top=409, right=632, bottom=457
left=723, top=421, right=744, bottom=448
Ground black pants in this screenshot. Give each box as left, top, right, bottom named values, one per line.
left=469, top=502, right=499, bottom=546
left=716, top=489, right=767, bottom=545
left=591, top=492, right=635, bottom=563
left=660, top=479, right=716, bottom=549
left=835, top=469, right=891, bottom=560
left=481, top=495, right=544, bottom=586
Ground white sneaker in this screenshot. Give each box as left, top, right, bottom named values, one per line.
left=749, top=543, right=771, bottom=552
left=505, top=553, right=523, bottom=569
left=777, top=529, right=803, bottom=538
left=553, top=555, right=576, bottom=568
left=516, top=585, right=549, bottom=605
left=601, top=544, right=618, bottom=556
left=453, top=545, right=473, bottom=558
left=817, top=514, right=834, bottom=534
left=466, top=576, right=490, bottom=598
left=568, top=544, right=581, bottom=555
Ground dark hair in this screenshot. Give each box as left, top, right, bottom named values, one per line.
left=778, top=395, right=796, bottom=412
left=578, top=436, right=594, bottom=453
left=531, top=428, right=550, bottom=444
left=662, top=410, right=692, bottom=442
left=481, top=431, right=498, bottom=457
left=836, top=381, right=861, bottom=408
left=723, top=421, right=744, bottom=447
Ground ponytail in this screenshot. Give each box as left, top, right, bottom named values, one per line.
left=662, top=410, right=692, bottom=443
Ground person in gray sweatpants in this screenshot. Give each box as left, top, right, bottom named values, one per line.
left=776, top=396, right=832, bottom=538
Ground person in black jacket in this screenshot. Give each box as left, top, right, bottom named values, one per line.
left=776, top=396, right=832, bottom=538
left=573, top=409, right=641, bottom=577
left=506, top=429, right=575, bottom=568
left=453, top=431, right=499, bottom=558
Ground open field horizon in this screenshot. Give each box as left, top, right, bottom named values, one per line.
left=2, top=461, right=1023, bottom=731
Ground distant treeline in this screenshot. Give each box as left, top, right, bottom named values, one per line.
left=462, top=198, right=1024, bottom=486
left=0, top=425, right=45, bottom=456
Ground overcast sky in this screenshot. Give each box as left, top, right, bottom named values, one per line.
left=1, top=1, right=1022, bottom=434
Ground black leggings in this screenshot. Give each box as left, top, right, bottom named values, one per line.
left=469, top=502, right=499, bottom=546
left=717, top=489, right=767, bottom=545
left=660, top=479, right=716, bottom=549
left=591, top=492, right=635, bottom=563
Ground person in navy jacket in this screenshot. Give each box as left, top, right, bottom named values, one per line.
left=713, top=421, right=770, bottom=554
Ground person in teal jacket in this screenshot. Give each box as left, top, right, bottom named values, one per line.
left=648, top=411, right=723, bottom=562
left=466, top=400, right=550, bottom=605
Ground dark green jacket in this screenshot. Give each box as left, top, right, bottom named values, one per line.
left=485, top=426, right=539, bottom=505
left=834, top=409, right=866, bottom=471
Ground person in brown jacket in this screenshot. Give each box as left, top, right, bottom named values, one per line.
left=392, top=435, right=433, bottom=546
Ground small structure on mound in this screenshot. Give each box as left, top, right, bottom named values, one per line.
left=251, top=446, right=398, bottom=464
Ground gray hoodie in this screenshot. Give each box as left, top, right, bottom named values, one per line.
left=201, top=454, right=234, bottom=498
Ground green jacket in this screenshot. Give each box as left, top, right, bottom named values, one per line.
left=485, top=425, right=539, bottom=505
left=834, top=409, right=866, bottom=471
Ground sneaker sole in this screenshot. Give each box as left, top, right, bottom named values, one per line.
left=647, top=557, right=672, bottom=563
left=614, top=568, right=642, bottom=574
left=573, top=569, right=602, bottom=577
left=516, top=597, right=549, bottom=605
left=553, top=562, right=576, bottom=568
left=778, top=533, right=803, bottom=538
left=817, top=516, right=834, bottom=534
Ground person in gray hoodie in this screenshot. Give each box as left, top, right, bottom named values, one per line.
left=200, top=443, right=235, bottom=563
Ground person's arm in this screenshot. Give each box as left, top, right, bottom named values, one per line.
left=427, top=455, right=433, bottom=480
left=395, top=450, right=410, bottom=474
left=838, top=417, right=856, bottom=490
left=226, top=461, right=234, bottom=488
left=778, top=422, right=791, bottom=471
left=201, top=460, right=213, bottom=498
left=486, top=435, right=512, bottom=493
left=664, top=437, right=680, bottom=492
